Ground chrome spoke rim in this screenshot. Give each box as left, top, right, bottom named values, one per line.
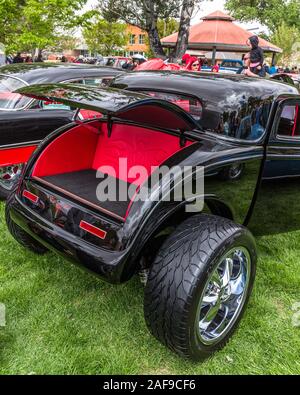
left=197, top=247, right=251, bottom=345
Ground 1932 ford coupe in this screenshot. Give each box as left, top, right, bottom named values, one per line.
left=5, top=73, right=300, bottom=360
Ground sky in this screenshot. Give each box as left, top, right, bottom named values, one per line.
left=83, top=0, right=264, bottom=34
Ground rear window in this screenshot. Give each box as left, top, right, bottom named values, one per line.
left=140, top=91, right=203, bottom=121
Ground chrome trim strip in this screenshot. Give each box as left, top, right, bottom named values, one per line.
left=0, top=140, right=41, bottom=150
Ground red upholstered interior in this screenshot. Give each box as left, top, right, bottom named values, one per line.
left=33, top=120, right=191, bottom=185
left=32, top=120, right=193, bottom=217
left=32, top=123, right=99, bottom=177
left=92, top=123, right=188, bottom=185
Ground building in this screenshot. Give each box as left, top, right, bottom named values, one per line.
left=161, top=10, right=282, bottom=65
left=125, top=25, right=148, bottom=57
left=62, top=25, right=149, bottom=59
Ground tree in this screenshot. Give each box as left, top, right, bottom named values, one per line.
left=225, top=0, right=300, bottom=33
left=53, top=34, right=78, bottom=53
left=157, top=18, right=179, bottom=39
left=172, top=0, right=197, bottom=60
left=0, top=0, right=26, bottom=45
left=99, top=0, right=201, bottom=59
left=271, top=22, right=300, bottom=65
left=0, top=0, right=90, bottom=54
left=83, top=18, right=128, bottom=55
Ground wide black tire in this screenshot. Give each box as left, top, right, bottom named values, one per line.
left=144, top=214, right=256, bottom=360
left=5, top=190, right=48, bottom=255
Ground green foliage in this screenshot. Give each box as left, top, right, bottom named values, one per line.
left=0, top=0, right=89, bottom=53
left=0, top=0, right=25, bottom=44
left=83, top=18, right=128, bottom=56
left=225, top=0, right=300, bottom=33
left=271, top=22, right=300, bottom=65
left=98, top=0, right=201, bottom=57
left=52, top=34, right=78, bottom=53
left=100, top=0, right=184, bottom=29
left=157, top=18, right=179, bottom=39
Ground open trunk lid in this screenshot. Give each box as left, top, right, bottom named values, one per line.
left=16, top=83, right=199, bottom=132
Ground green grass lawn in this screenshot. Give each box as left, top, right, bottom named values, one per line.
left=0, top=200, right=300, bottom=375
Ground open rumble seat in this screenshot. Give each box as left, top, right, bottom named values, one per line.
left=16, top=83, right=198, bottom=221
left=32, top=122, right=193, bottom=221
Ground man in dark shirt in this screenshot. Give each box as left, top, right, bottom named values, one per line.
left=247, top=36, right=265, bottom=77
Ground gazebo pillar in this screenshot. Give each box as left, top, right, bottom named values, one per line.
left=212, top=46, right=217, bottom=65
left=272, top=52, right=276, bottom=66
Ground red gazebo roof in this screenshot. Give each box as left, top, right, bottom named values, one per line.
left=161, top=10, right=282, bottom=53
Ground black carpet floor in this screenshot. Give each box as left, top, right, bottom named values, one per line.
left=43, top=169, right=131, bottom=218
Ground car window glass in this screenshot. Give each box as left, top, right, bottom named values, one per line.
left=140, top=91, right=203, bottom=121
left=277, top=104, right=300, bottom=138
left=0, top=75, right=31, bottom=110
left=68, top=78, right=111, bottom=88
left=41, top=100, right=71, bottom=111
left=83, top=78, right=106, bottom=86
left=68, top=79, right=84, bottom=84
left=28, top=100, right=42, bottom=109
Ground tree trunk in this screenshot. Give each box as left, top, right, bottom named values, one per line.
left=147, top=25, right=166, bottom=58
left=170, top=0, right=196, bottom=61
left=143, top=0, right=166, bottom=58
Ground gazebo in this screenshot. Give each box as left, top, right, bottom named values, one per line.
left=161, top=10, right=282, bottom=65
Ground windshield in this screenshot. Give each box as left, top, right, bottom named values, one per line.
left=0, top=75, right=32, bottom=110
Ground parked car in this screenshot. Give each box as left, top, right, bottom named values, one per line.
left=271, top=72, right=300, bottom=89
left=5, top=74, right=299, bottom=360
left=97, top=56, right=130, bottom=69
left=0, top=63, right=125, bottom=198
left=219, top=59, right=244, bottom=73
left=270, top=73, right=298, bottom=88
left=200, top=59, right=243, bottom=73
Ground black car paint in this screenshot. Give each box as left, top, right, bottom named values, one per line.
left=16, top=83, right=200, bottom=132
left=7, top=72, right=300, bottom=283
left=0, top=64, right=124, bottom=151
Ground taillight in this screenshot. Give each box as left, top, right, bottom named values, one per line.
left=80, top=220, right=107, bottom=240
left=22, top=190, right=39, bottom=204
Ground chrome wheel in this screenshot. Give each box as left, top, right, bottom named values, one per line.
left=197, top=247, right=251, bottom=345
left=0, top=164, right=24, bottom=191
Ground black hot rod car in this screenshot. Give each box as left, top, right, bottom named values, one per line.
left=0, top=63, right=124, bottom=198
left=5, top=73, right=300, bottom=360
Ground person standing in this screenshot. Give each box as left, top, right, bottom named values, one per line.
left=35, top=53, right=44, bottom=62
left=237, top=53, right=259, bottom=77
left=212, top=63, right=220, bottom=73
left=247, top=36, right=265, bottom=77
left=269, top=64, right=278, bottom=75
left=12, top=53, right=24, bottom=63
